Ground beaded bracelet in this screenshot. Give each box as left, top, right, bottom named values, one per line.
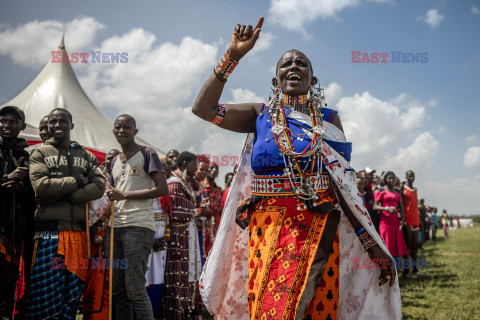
left=213, top=68, right=227, bottom=83
left=163, top=227, right=171, bottom=238
left=356, top=227, right=377, bottom=251
left=355, top=226, right=365, bottom=236
left=214, top=53, right=239, bottom=82
left=211, top=104, right=226, bottom=125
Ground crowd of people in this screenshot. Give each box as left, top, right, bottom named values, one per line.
left=0, top=104, right=240, bottom=320
left=0, top=16, right=461, bottom=320
left=355, top=168, right=454, bottom=279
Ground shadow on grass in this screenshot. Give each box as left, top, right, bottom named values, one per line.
left=402, top=315, right=428, bottom=320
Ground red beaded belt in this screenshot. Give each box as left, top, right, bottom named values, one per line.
left=251, top=173, right=331, bottom=196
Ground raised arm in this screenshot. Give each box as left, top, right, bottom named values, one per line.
left=192, top=17, right=265, bottom=133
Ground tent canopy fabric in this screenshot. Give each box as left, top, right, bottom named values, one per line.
left=1, top=34, right=164, bottom=159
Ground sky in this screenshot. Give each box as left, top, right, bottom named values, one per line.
left=0, top=0, right=479, bottom=215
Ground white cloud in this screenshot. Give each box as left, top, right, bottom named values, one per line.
left=419, top=9, right=444, bottom=28
left=387, top=94, right=437, bottom=110
left=466, top=135, right=480, bottom=145
left=268, top=0, right=360, bottom=34
left=431, top=125, right=446, bottom=135
left=382, top=131, right=439, bottom=173
left=335, top=89, right=430, bottom=165
left=472, top=6, right=480, bottom=15
left=324, top=82, right=343, bottom=106
left=248, top=32, right=275, bottom=58
left=201, top=131, right=248, bottom=180
left=269, top=64, right=277, bottom=74
left=464, top=146, right=480, bottom=168
left=426, top=99, right=439, bottom=107
left=228, top=88, right=264, bottom=104
left=0, top=16, right=105, bottom=68
left=268, top=0, right=392, bottom=34
left=424, top=176, right=480, bottom=214
left=79, top=30, right=219, bottom=153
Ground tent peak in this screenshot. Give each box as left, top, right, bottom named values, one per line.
left=58, top=32, right=65, bottom=50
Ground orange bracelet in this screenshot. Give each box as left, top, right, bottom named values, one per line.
left=214, top=53, right=239, bottom=81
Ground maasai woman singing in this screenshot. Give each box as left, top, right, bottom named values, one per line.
left=193, top=17, right=401, bottom=320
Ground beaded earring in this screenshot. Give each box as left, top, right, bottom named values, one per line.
left=265, top=85, right=281, bottom=120
left=308, top=81, right=325, bottom=110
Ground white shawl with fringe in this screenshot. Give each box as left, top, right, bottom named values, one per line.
left=199, top=115, right=402, bottom=320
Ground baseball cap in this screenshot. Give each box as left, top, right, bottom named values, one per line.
left=0, top=106, right=25, bottom=122
left=365, top=166, right=376, bottom=174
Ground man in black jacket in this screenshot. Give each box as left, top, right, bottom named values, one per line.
left=0, top=106, right=35, bottom=319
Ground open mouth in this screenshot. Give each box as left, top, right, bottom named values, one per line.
left=287, top=74, right=302, bottom=81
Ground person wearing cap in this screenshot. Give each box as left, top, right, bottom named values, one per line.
left=0, top=105, right=36, bottom=319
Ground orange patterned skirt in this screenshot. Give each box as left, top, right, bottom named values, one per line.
left=247, top=191, right=340, bottom=320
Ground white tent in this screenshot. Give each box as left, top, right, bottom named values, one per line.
left=1, top=34, right=164, bottom=157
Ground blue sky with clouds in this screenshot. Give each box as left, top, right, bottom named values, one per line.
left=1, top=0, right=479, bottom=214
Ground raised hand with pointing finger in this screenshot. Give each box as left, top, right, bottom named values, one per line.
left=227, top=17, right=264, bottom=61
left=192, top=17, right=266, bottom=133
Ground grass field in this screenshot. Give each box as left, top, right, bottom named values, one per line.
left=401, top=224, right=480, bottom=319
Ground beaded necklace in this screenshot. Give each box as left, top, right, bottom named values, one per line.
left=172, top=169, right=197, bottom=202
left=265, top=87, right=327, bottom=209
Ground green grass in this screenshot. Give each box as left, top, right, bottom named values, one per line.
left=401, top=225, right=480, bottom=319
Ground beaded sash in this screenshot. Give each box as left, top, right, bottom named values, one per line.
left=251, top=173, right=330, bottom=196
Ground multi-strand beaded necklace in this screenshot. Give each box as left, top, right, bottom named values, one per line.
left=172, top=168, right=197, bottom=202
left=265, top=88, right=327, bottom=209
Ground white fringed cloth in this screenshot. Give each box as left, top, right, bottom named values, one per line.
left=200, top=128, right=402, bottom=320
